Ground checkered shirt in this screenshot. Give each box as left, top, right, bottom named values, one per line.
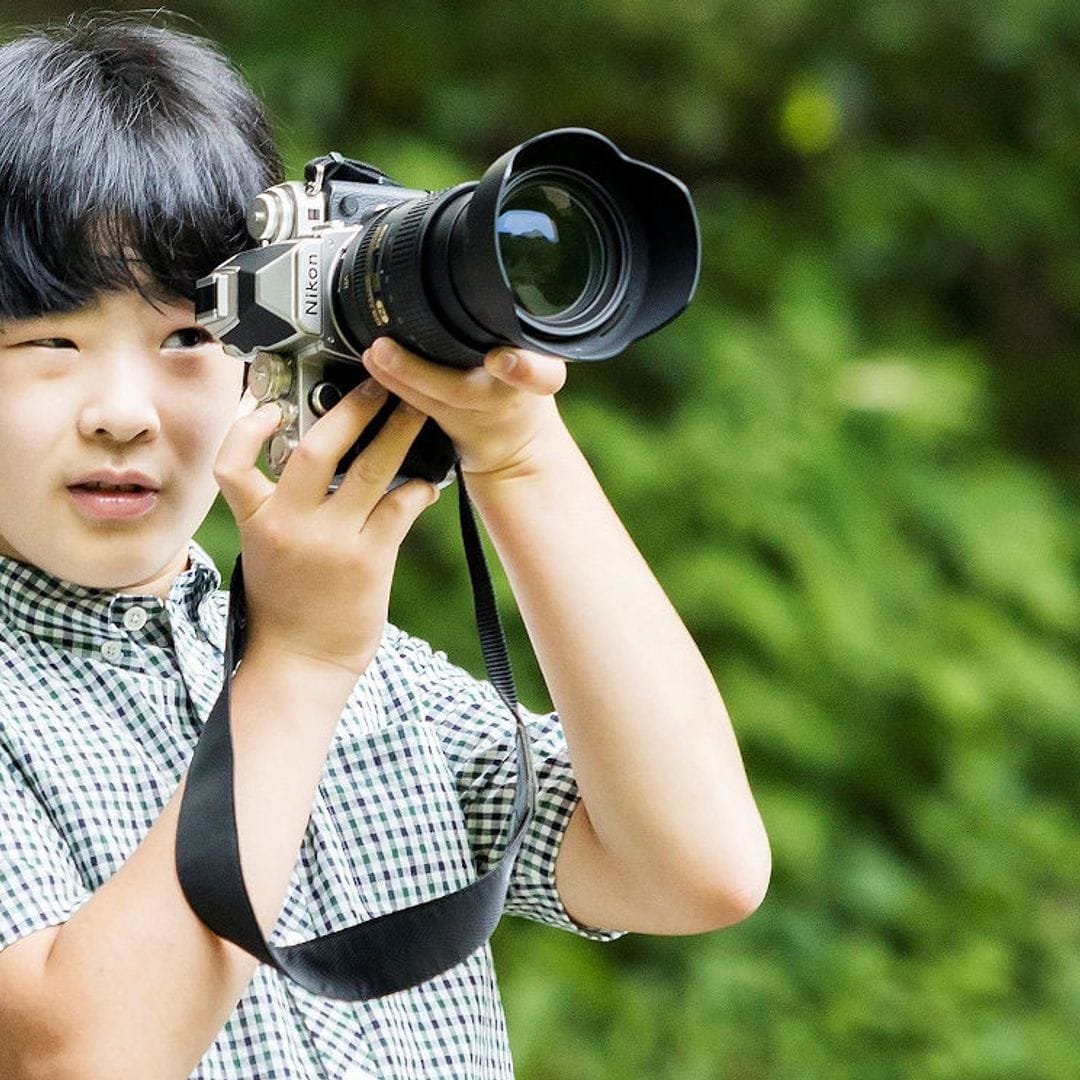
left=0, top=543, right=617, bottom=1078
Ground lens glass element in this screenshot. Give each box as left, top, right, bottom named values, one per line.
left=496, top=176, right=608, bottom=324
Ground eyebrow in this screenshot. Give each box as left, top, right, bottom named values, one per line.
left=0, top=297, right=112, bottom=337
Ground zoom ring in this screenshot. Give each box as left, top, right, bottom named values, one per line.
left=351, top=196, right=483, bottom=369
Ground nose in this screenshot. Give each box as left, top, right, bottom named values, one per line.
left=76, top=348, right=162, bottom=445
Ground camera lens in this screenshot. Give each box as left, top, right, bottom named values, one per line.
left=495, top=170, right=625, bottom=335
left=496, top=178, right=600, bottom=317
left=325, top=129, right=699, bottom=370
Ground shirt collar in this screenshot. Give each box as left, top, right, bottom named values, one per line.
left=0, top=543, right=222, bottom=651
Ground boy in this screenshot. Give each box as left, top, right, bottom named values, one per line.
left=0, top=13, right=770, bottom=1079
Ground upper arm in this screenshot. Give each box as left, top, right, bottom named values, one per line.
left=0, top=924, right=66, bottom=1077
left=0, top=920, right=59, bottom=993
left=554, top=801, right=696, bottom=934
left=556, top=799, right=770, bottom=936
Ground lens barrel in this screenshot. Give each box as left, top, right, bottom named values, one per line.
left=333, top=128, right=699, bottom=367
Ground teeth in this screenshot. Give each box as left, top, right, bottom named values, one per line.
left=82, top=481, right=145, bottom=492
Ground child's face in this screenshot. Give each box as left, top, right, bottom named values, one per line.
left=0, top=291, right=245, bottom=595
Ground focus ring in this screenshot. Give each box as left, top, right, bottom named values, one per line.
left=347, top=196, right=483, bottom=369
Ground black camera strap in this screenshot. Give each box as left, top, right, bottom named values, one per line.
left=175, top=464, right=537, bottom=1000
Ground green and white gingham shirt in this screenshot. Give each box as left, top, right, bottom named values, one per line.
left=0, top=543, right=616, bottom=1079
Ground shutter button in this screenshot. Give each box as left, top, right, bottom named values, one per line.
left=101, top=640, right=123, bottom=662
left=123, top=606, right=149, bottom=631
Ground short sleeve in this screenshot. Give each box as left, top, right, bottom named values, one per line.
left=0, top=753, right=90, bottom=953
left=378, top=626, right=623, bottom=940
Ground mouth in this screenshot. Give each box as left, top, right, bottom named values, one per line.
left=70, top=480, right=154, bottom=493
left=66, top=473, right=161, bottom=520
left=68, top=470, right=161, bottom=493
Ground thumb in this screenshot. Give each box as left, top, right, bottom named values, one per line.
left=213, top=401, right=281, bottom=522
left=485, top=348, right=567, bottom=396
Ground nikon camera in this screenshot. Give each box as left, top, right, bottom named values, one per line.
left=196, top=128, right=700, bottom=484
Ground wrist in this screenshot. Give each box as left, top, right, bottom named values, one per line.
left=231, top=637, right=367, bottom=726
left=459, top=407, right=578, bottom=490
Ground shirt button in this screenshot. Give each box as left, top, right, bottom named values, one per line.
left=123, top=606, right=149, bottom=631
left=100, top=640, right=123, bottom=663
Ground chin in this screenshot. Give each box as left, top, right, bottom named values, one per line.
left=46, top=538, right=190, bottom=595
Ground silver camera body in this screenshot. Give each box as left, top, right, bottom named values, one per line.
left=198, top=157, right=457, bottom=482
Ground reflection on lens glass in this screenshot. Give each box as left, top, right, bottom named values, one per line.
left=496, top=180, right=604, bottom=321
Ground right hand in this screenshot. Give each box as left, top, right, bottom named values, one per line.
left=213, top=380, right=439, bottom=679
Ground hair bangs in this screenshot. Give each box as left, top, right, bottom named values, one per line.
left=0, top=15, right=281, bottom=320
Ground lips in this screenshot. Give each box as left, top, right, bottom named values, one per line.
left=67, top=471, right=161, bottom=520
left=68, top=470, right=160, bottom=493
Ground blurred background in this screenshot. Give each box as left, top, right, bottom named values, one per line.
left=9, top=1, right=1080, bottom=1076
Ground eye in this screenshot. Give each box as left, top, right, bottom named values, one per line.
left=162, top=326, right=214, bottom=349
left=24, top=337, right=78, bottom=349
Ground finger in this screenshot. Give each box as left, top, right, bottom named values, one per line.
left=236, top=387, right=259, bottom=418
left=213, top=402, right=281, bottom=521
left=272, top=379, right=393, bottom=505
left=484, top=348, right=567, bottom=396
left=361, top=477, right=441, bottom=551
left=363, top=336, right=497, bottom=413
left=330, top=398, right=430, bottom=512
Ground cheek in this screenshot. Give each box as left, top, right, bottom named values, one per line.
left=0, top=403, right=60, bottom=555
left=194, top=393, right=241, bottom=445
left=168, top=368, right=245, bottom=463
left=0, top=398, right=58, bottom=470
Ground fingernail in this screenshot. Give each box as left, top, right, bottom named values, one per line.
left=365, top=338, right=393, bottom=367
left=360, top=378, right=387, bottom=398
left=255, top=401, right=283, bottom=422
left=494, top=350, right=519, bottom=374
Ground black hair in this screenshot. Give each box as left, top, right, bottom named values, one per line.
left=0, top=12, right=282, bottom=319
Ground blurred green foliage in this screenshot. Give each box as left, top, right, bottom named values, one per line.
left=12, top=0, right=1080, bottom=1074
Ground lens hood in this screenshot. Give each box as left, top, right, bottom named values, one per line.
left=448, top=128, right=700, bottom=361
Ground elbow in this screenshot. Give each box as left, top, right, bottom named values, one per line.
left=716, top=855, right=772, bottom=926
left=4, top=1041, right=93, bottom=1080
left=566, top=802, right=772, bottom=935
left=8, top=1036, right=117, bottom=1080
left=692, top=846, right=772, bottom=931
left=666, top=828, right=773, bottom=934
left=13, top=1045, right=186, bottom=1080
left=3, top=1006, right=190, bottom=1080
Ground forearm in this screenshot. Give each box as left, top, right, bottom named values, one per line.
left=9, top=650, right=353, bottom=1080
left=465, top=420, right=770, bottom=931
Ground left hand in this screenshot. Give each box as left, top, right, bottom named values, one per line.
left=361, top=337, right=568, bottom=479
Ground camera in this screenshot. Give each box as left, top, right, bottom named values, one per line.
left=196, top=128, right=700, bottom=484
